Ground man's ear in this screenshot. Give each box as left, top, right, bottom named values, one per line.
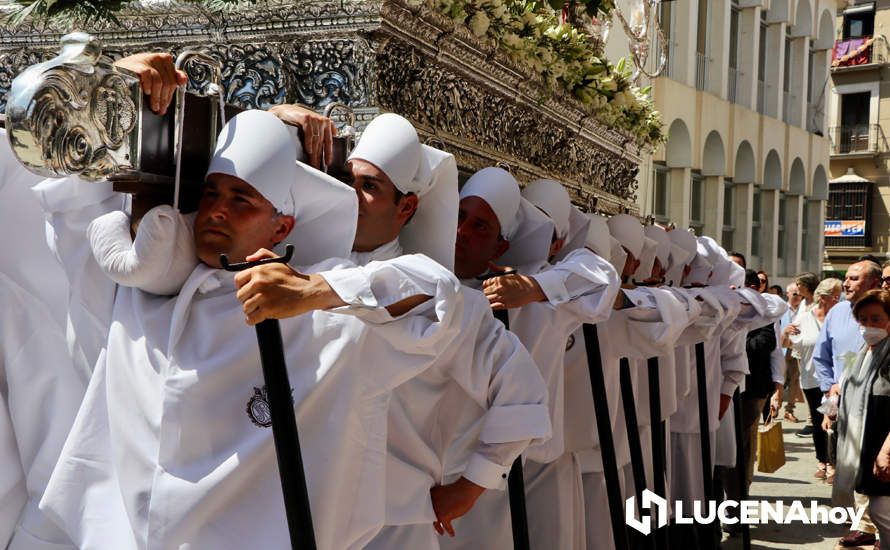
left=272, top=215, right=296, bottom=245
left=397, top=194, right=419, bottom=224
left=492, top=238, right=510, bottom=261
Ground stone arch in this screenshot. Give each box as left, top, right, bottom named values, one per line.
left=666, top=118, right=692, bottom=168
left=814, top=9, right=835, bottom=50
left=735, top=140, right=756, bottom=183
left=812, top=165, right=828, bottom=200
left=791, top=0, right=813, bottom=37
left=789, top=158, right=806, bottom=195
left=702, top=130, right=726, bottom=176
left=763, top=149, right=782, bottom=189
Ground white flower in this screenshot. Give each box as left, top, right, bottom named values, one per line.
left=469, top=11, right=491, bottom=36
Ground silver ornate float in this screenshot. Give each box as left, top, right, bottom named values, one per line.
left=0, top=0, right=642, bottom=214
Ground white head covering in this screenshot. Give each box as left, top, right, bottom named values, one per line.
left=674, top=244, right=714, bottom=285
left=698, top=236, right=745, bottom=288
left=348, top=113, right=458, bottom=269
left=585, top=214, right=627, bottom=273
left=632, top=236, right=660, bottom=282
left=522, top=179, right=571, bottom=240
left=607, top=214, right=644, bottom=260
left=644, top=224, right=672, bottom=269
left=664, top=228, right=698, bottom=287
left=207, top=109, right=298, bottom=216
left=207, top=109, right=357, bottom=266
left=460, top=167, right=554, bottom=270
left=460, top=167, right=521, bottom=238
left=553, top=206, right=591, bottom=262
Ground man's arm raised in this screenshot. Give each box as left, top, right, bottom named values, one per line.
left=234, top=249, right=432, bottom=325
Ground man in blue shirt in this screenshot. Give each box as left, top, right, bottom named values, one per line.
left=814, top=261, right=881, bottom=397
left=813, top=260, right=881, bottom=548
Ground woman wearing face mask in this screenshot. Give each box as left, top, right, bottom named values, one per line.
left=785, top=278, right=842, bottom=482
left=833, top=289, right=890, bottom=541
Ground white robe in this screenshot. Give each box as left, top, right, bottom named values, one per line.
left=443, top=248, right=620, bottom=550
left=353, top=240, right=552, bottom=550
left=0, top=129, right=69, bottom=325
left=0, top=273, right=86, bottom=549
left=35, top=181, right=471, bottom=550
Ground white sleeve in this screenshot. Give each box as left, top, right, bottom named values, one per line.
left=454, top=307, right=551, bottom=489
left=770, top=322, right=786, bottom=385
left=318, top=253, right=461, bottom=325
left=531, top=248, right=618, bottom=306
left=719, top=327, right=748, bottom=396
left=611, top=287, right=688, bottom=359
left=32, top=176, right=125, bottom=369
left=675, top=289, right=724, bottom=346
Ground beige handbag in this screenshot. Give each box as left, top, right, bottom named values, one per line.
left=756, top=414, right=786, bottom=473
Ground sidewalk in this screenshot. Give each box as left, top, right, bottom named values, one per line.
left=721, top=402, right=876, bottom=550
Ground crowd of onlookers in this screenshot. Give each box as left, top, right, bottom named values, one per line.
left=729, top=254, right=890, bottom=548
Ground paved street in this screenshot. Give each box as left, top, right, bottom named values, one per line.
left=721, top=402, right=875, bottom=550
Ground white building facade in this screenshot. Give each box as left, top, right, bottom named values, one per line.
left=605, top=0, right=842, bottom=277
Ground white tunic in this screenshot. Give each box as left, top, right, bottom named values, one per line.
left=36, top=183, right=470, bottom=550
left=352, top=240, right=551, bottom=550
left=444, top=248, right=619, bottom=550
left=0, top=129, right=69, bottom=325
left=0, top=273, right=85, bottom=549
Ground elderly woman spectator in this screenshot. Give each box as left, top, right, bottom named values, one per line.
left=833, top=289, right=890, bottom=545
left=785, top=278, right=841, bottom=481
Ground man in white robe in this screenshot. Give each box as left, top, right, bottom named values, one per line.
left=37, top=110, right=470, bottom=550
left=443, top=171, right=624, bottom=550
left=268, top=112, right=552, bottom=549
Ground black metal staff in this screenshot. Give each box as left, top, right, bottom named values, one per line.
left=582, top=323, right=631, bottom=550
left=733, top=389, right=751, bottom=550
left=647, top=357, right=669, bottom=550
left=221, top=245, right=317, bottom=550
left=492, top=308, right=531, bottom=550
left=620, top=357, right=655, bottom=550
left=694, top=342, right=713, bottom=504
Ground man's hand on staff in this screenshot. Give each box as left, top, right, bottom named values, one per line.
left=268, top=104, right=337, bottom=169
left=430, top=477, right=486, bottom=537
left=114, top=52, right=187, bottom=115
left=482, top=265, right=545, bottom=310
left=234, top=249, right=345, bottom=325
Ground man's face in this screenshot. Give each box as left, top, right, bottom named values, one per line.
left=786, top=283, right=802, bottom=309
left=194, top=174, right=294, bottom=268
left=844, top=262, right=879, bottom=302
left=757, top=272, right=768, bottom=292
left=348, top=159, right=417, bottom=252
left=455, top=196, right=509, bottom=279
left=882, top=265, right=890, bottom=290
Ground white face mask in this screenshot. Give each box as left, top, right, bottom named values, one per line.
left=860, top=325, right=889, bottom=346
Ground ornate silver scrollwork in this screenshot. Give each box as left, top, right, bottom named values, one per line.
left=6, top=32, right=140, bottom=180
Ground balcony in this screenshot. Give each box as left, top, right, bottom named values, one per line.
left=695, top=52, right=708, bottom=91
left=832, top=35, right=889, bottom=71
left=828, top=124, right=889, bottom=155
left=727, top=66, right=738, bottom=103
